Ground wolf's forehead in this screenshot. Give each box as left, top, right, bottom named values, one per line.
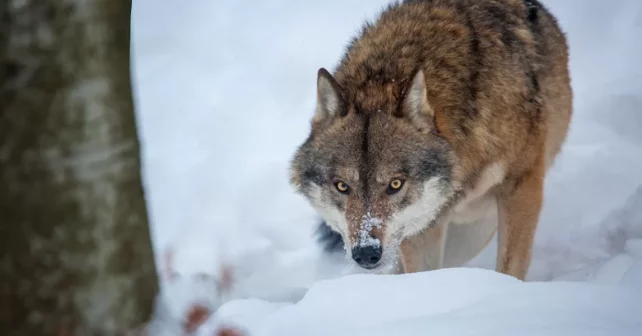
left=334, top=161, right=394, bottom=183
left=335, top=167, right=360, bottom=181
left=317, top=112, right=410, bottom=177
left=342, top=115, right=404, bottom=160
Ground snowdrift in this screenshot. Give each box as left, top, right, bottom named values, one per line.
left=207, top=268, right=642, bottom=336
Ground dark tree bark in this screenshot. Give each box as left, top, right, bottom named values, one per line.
left=0, top=0, right=159, bottom=334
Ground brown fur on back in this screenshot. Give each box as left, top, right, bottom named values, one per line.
left=327, top=0, right=571, bottom=187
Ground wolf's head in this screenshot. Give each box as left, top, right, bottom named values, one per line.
left=290, top=68, right=459, bottom=272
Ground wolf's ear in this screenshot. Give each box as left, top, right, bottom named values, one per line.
left=313, top=68, right=344, bottom=126
left=400, top=69, right=435, bottom=132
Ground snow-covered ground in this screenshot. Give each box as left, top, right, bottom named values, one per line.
left=131, top=0, right=642, bottom=334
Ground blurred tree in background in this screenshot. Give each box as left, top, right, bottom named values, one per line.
left=0, top=0, right=159, bottom=334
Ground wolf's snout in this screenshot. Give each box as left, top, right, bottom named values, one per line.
left=351, top=245, right=382, bottom=268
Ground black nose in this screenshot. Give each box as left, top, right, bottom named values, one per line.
left=351, top=245, right=382, bottom=268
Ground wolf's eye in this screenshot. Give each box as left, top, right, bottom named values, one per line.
left=335, top=181, right=351, bottom=194
left=387, top=179, right=405, bottom=195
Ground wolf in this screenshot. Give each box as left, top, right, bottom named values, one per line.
left=290, top=0, right=572, bottom=280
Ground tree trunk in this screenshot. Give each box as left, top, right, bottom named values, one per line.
left=0, top=0, right=159, bottom=334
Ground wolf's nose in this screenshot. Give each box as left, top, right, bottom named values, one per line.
left=351, top=245, right=382, bottom=268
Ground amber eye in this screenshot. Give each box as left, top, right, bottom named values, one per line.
left=387, top=179, right=404, bottom=195
left=335, top=181, right=351, bottom=194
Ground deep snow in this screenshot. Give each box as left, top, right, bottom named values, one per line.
left=131, top=0, right=642, bottom=334
left=206, top=268, right=642, bottom=336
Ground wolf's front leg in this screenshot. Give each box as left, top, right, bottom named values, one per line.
left=496, top=156, right=545, bottom=280
left=399, top=219, right=449, bottom=273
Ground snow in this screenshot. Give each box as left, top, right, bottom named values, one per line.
left=130, top=0, right=642, bottom=334
left=206, top=268, right=642, bottom=336
left=357, top=212, right=382, bottom=248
